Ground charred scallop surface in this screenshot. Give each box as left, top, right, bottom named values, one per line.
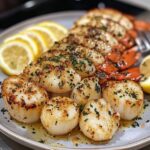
left=41, top=96, right=79, bottom=135
left=1, top=75, right=48, bottom=123
left=103, top=80, right=144, bottom=120
left=79, top=99, right=120, bottom=141
left=71, top=77, right=101, bottom=106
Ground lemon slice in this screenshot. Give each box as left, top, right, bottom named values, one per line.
left=38, top=21, right=68, bottom=40
left=140, top=76, right=150, bottom=94
left=4, top=34, right=40, bottom=57
left=140, top=55, right=150, bottom=77
left=0, top=40, right=34, bottom=75
left=24, top=26, right=57, bottom=52
left=22, top=30, right=48, bottom=53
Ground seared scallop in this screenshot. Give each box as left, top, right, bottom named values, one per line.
left=103, top=80, right=144, bottom=120
left=52, top=42, right=96, bottom=78
left=41, top=96, right=79, bottom=135
left=39, top=63, right=81, bottom=93
left=71, top=77, right=101, bottom=106
left=70, top=26, right=119, bottom=47
left=53, top=40, right=105, bottom=66
left=70, top=56, right=96, bottom=78
left=79, top=99, right=120, bottom=141
left=75, top=16, right=127, bottom=39
left=24, top=53, right=81, bottom=93
left=1, top=75, right=48, bottom=123
left=86, top=8, right=133, bottom=30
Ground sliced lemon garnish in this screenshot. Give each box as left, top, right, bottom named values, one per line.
left=38, top=21, right=68, bottom=40
left=140, top=76, right=150, bottom=94
left=21, top=30, right=48, bottom=53
left=0, top=40, right=34, bottom=75
left=24, top=26, right=57, bottom=52
left=140, top=55, right=150, bottom=77
left=4, top=34, right=40, bottom=57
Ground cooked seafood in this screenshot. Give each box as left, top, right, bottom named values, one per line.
left=2, top=75, right=48, bottom=123
left=41, top=96, right=79, bottom=135
left=52, top=41, right=105, bottom=66
left=24, top=51, right=81, bottom=93
left=70, top=25, right=125, bottom=51
left=71, top=77, right=101, bottom=106
left=79, top=99, right=120, bottom=141
left=103, top=80, right=144, bottom=120
left=75, top=14, right=135, bottom=49
left=1, top=8, right=150, bottom=142
left=86, top=8, right=150, bottom=31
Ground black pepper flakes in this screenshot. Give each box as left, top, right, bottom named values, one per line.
left=144, top=103, right=149, bottom=109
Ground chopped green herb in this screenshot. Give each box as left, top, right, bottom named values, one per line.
left=108, top=111, right=111, bottom=116
left=131, top=103, right=136, bottom=108
left=1, top=108, right=8, bottom=115
left=94, top=108, right=100, bottom=117
left=38, top=140, right=45, bottom=143
left=84, top=118, right=88, bottom=122
left=80, top=105, right=84, bottom=112
left=132, top=121, right=139, bottom=128
left=95, top=83, right=100, bottom=93
left=90, top=104, right=93, bottom=108
left=55, top=121, right=58, bottom=125
left=82, top=111, right=88, bottom=116
left=144, top=103, right=149, bottom=109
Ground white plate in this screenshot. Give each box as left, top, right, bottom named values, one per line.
left=0, top=11, right=150, bottom=150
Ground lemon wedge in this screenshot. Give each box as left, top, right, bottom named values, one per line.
left=140, top=55, right=150, bottom=77
left=4, top=34, right=40, bottom=57
left=140, top=76, right=150, bottom=94
left=24, top=26, right=57, bottom=52
left=38, top=21, right=68, bottom=40
left=0, top=40, right=34, bottom=75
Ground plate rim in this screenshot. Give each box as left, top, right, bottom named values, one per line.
left=0, top=10, right=150, bottom=150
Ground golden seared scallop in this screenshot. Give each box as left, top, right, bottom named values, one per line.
left=24, top=53, right=81, bottom=93
left=79, top=99, right=120, bottom=141
left=86, top=50, right=105, bottom=66
left=39, top=63, right=81, bottom=93
left=71, top=77, right=101, bottom=106
left=103, top=80, right=144, bottom=120
left=1, top=75, right=48, bottom=123
left=70, top=56, right=96, bottom=78
left=41, top=96, right=79, bottom=135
